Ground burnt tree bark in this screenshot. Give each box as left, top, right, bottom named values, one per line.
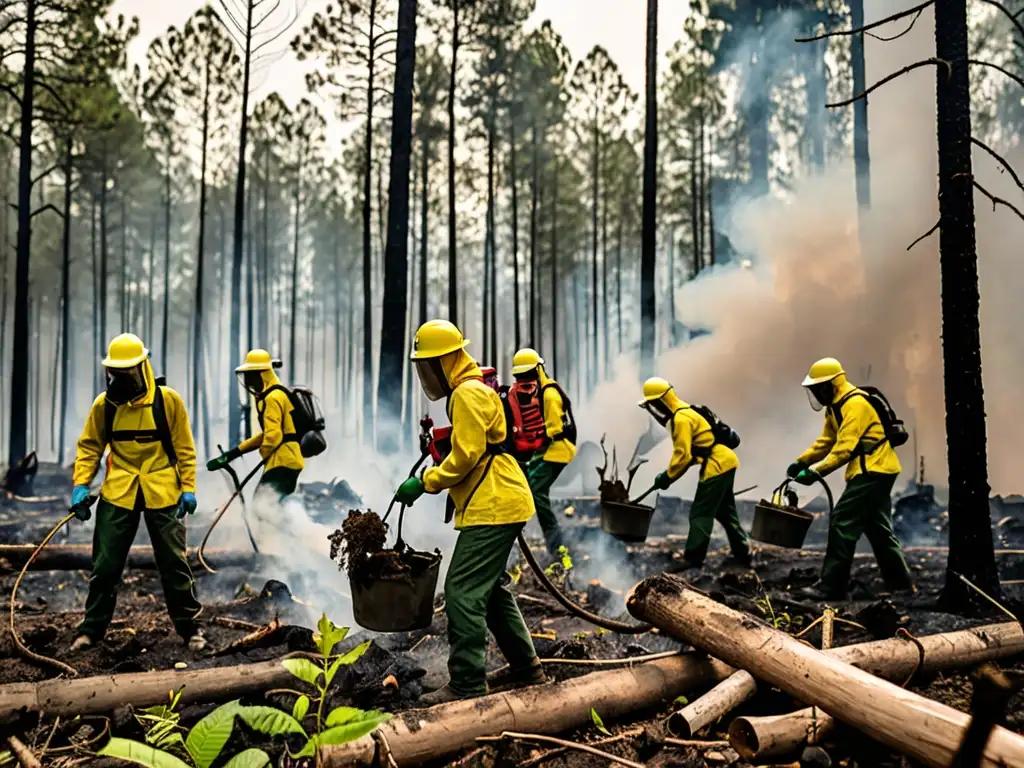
left=446, top=0, right=461, bottom=325
left=850, top=0, right=870, bottom=210
left=639, top=0, right=657, bottom=380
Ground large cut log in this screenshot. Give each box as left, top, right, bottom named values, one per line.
left=319, top=653, right=734, bottom=766
left=0, top=545, right=256, bottom=572
left=729, top=708, right=834, bottom=760
left=627, top=574, right=1024, bottom=768
left=0, top=656, right=294, bottom=723
left=668, top=620, right=1024, bottom=739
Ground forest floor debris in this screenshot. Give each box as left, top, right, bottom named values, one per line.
left=0, top=466, right=1021, bottom=765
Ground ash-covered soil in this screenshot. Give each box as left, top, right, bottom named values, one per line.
left=0, top=464, right=1021, bottom=766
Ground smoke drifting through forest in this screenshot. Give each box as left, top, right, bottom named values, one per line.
left=581, top=1, right=1024, bottom=498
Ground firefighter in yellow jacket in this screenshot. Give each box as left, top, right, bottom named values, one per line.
left=789, top=358, right=913, bottom=600
left=511, top=348, right=576, bottom=555
left=395, top=320, right=544, bottom=705
left=640, top=377, right=750, bottom=573
left=70, top=334, right=204, bottom=651
left=206, top=350, right=305, bottom=500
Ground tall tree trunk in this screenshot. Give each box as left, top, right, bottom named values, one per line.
left=377, top=0, right=417, bottom=454
left=486, top=112, right=497, bottom=363
left=615, top=204, right=623, bottom=354
left=58, top=134, right=72, bottom=465
left=639, top=0, right=658, bottom=380
left=227, top=0, right=255, bottom=447
left=146, top=213, right=156, bottom=345
left=708, top=135, right=716, bottom=267
left=667, top=228, right=676, bottom=346
left=698, top=104, right=706, bottom=267
left=850, top=0, right=870, bottom=210
left=509, top=111, right=520, bottom=351
left=193, top=52, right=213, bottom=431
left=419, top=136, right=429, bottom=327
left=289, top=148, right=304, bottom=378
left=482, top=124, right=492, bottom=362
left=529, top=121, right=539, bottom=345
left=446, top=0, right=460, bottom=325
left=805, top=38, right=826, bottom=172
left=690, top=125, right=700, bottom=276
left=99, top=151, right=109, bottom=373
left=244, top=161, right=255, bottom=439
left=600, top=170, right=609, bottom=378
left=161, top=147, right=172, bottom=376
left=362, top=0, right=379, bottom=446
left=550, top=155, right=559, bottom=380
left=590, top=118, right=599, bottom=388
left=933, top=0, right=999, bottom=608
left=91, top=200, right=99, bottom=391
left=260, top=144, right=270, bottom=345
left=120, top=192, right=128, bottom=330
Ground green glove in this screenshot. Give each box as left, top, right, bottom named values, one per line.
left=207, top=447, right=241, bottom=472
left=395, top=477, right=425, bottom=506
left=526, top=455, right=543, bottom=471
left=793, top=468, right=818, bottom=486
left=786, top=461, right=806, bottom=479
left=654, top=471, right=674, bottom=491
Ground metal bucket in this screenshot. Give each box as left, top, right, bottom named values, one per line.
left=600, top=499, right=656, bottom=543
left=751, top=500, right=814, bottom=548
left=351, top=550, right=442, bottom=633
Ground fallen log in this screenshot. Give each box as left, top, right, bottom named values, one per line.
left=0, top=545, right=256, bottom=572
left=0, top=656, right=295, bottom=722
left=627, top=574, right=1024, bottom=768
left=667, top=619, right=1024, bottom=740
left=729, top=708, right=834, bottom=761
left=319, top=653, right=735, bottom=766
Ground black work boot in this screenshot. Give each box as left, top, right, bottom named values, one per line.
left=418, top=683, right=485, bottom=707
left=797, top=581, right=846, bottom=601
left=486, top=658, right=548, bottom=692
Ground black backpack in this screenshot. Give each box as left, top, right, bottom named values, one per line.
left=103, top=378, right=177, bottom=465
left=832, top=386, right=909, bottom=451
left=263, top=384, right=327, bottom=458
left=683, top=404, right=741, bottom=458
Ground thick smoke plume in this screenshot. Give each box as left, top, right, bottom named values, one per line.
left=578, top=0, right=1024, bottom=499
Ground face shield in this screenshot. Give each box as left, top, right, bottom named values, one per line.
left=805, top=381, right=834, bottom=412
left=414, top=358, right=451, bottom=402
left=105, top=364, right=147, bottom=406
left=513, top=367, right=539, bottom=383
left=642, top=398, right=674, bottom=427
left=238, top=370, right=266, bottom=396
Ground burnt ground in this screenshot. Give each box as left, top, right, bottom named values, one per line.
left=0, top=464, right=1022, bottom=766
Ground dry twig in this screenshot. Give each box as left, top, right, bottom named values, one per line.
left=972, top=137, right=1024, bottom=195
left=520, top=728, right=644, bottom=768
left=477, top=731, right=645, bottom=768
left=907, top=221, right=940, bottom=251
left=973, top=179, right=1024, bottom=224
left=976, top=0, right=1024, bottom=44
left=6, top=736, right=41, bottom=768
left=868, top=8, right=926, bottom=41
left=827, top=59, right=950, bottom=108
left=795, top=0, right=934, bottom=42
left=663, top=738, right=730, bottom=749
left=969, top=58, right=1024, bottom=93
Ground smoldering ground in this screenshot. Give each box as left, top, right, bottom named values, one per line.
left=576, top=0, right=1024, bottom=500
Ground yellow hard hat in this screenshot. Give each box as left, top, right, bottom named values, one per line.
left=410, top=319, right=469, bottom=360
left=236, top=349, right=274, bottom=373
left=638, top=377, right=672, bottom=406
left=511, top=348, right=544, bottom=375
left=102, top=333, right=149, bottom=369
left=802, top=358, right=845, bottom=387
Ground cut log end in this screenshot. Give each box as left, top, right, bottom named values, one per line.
left=728, top=718, right=760, bottom=759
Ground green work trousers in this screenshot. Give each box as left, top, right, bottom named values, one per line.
left=684, top=468, right=750, bottom=566
left=445, top=522, right=538, bottom=697
left=257, top=467, right=301, bottom=501
left=820, top=472, right=912, bottom=597
left=78, top=495, right=202, bottom=641
left=527, top=459, right=566, bottom=555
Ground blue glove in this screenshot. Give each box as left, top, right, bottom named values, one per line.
left=654, top=471, right=674, bottom=491
left=793, top=469, right=819, bottom=486
left=395, top=477, right=425, bottom=506
left=177, top=492, right=198, bottom=519
left=71, top=485, right=89, bottom=507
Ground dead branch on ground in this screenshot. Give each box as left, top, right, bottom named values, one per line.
left=6, top=736, right=41, bottom=768
left=477, top=731, right=645, bottom=768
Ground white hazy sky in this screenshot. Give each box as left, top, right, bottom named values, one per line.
left=112, top=0, right=691, bottom=101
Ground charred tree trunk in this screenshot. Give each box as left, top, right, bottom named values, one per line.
left=377, top=0, right=417, bottom=455
left=486, top=114, right=497, bottom=362
left=529, top=121, right=539, bottom=345
left=244, top=166, right=255, bottom=439
left=446, top=0, right=460, bottom=325
left=934, top=0, right=999, bottom=608
left=419, top=135, right=429, bottom=327
left=99, top=153, right=109, bottom=366
left=639, top=0, right=658, bottom=380
left=550, top=156, right=559, bottom=379
left=193, top=52, right=213, bottom=430
left=850, top=0, right=870, bottom=210
left=360, top=0, right=379, bottom=447
left=58, top=134, right=72, bottom=465
left=160, top=145, right=172, bottom=376
left=509, top=111, right=521, bottom=350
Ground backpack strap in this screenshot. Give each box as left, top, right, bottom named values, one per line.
left=102, top=388, right=178, bottom=468
left=830, top=390, right=888, bottom=473
left=151, top=386, right=178, bottom=467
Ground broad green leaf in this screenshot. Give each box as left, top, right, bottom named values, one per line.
left=282, top=658, right=324, bottom=687
left=221, top=748, right=272, bottom=768
left=292, top=714, right=392, bottom=758
left=315, top=614, right=349, bottom=657
left=325, top=640, right=371, bottom=686
left=236, top=705, right=307, bottom=738
left=590, top=707, right=611, bottom=736
left=292, top=695, right=310, bottom=722
left=98, top=737, right=193, bottom=768
left=185, top=700, right=241, bottom=768
left=324, top=706, right=373, bottom=727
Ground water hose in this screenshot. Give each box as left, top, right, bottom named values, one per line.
left=198, top=456, right=268, bottom=574
left=9, top=498, right=96, bottom=677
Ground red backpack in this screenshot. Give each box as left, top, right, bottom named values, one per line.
left=504, top=380, right=547, bottom=458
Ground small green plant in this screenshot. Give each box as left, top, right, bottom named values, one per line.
left=589, top=707, right=611, bottom=736
left=672, top=695, right=689, bottom=708
left=543, top=545, right=574, bottom=586
left=97, top=615, right=391, bottom=766
left=507, top=563, right=522, bottom=584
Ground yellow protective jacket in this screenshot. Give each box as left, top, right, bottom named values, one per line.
left=423, top=350, right=535, bottom=529
left=796, top=378, right=901, bottom=481
left=663, top=391, right=738, bottom=483
left=539, top=369, right=576, bottom=465
left=73, top=360, right=196, bottom=510
left=238, top=369, right=305, bottom=472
